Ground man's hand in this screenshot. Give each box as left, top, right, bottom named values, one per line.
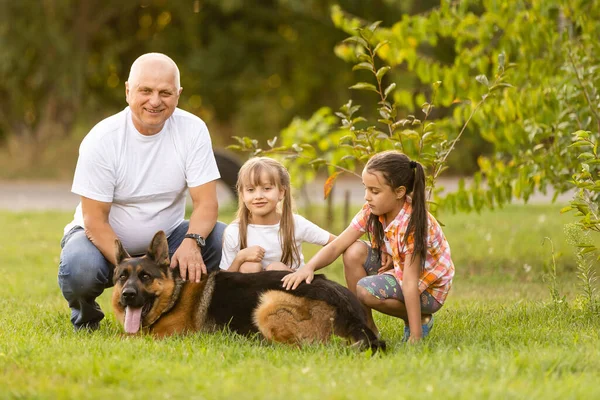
left=281, top=266, right=314, bottom=290
left=170, top=238, right=205, bottom=283
left=238, top=246, right=265, bottom=263
left=377, top=252, right=394, bottom=274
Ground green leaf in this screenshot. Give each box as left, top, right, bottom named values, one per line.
left=340, top=155, right=357, bottom=163
left=581, top=246, right=598, bottom=255
left=573, top=130, right=591, bottom=139
left=498, top=52, right=505, bottom=69
left=373, top=40, right=389, bottom=54
left=367, top=21, right=382, bottom=32
left=422, top=103, right=432, bottom=115
left=231, top=136, right=244, bottom=145
left=376, top=66, right=391, bottom=81
left=349, top=82, right=378, bottom=93
left=384, top=83, right=396, bottom=98
left=489, top=83, right=514, bottom=91
left=424, top=122, right=436, bottom=132
left=343, top=36, right=368, bottom=48
left=379, top=109, right=390, bottom=119
left=349, top=105, right=361, bottom=115
left=568, top=141, right=592, bottom=148
left=578, top=152, right=595, bottom=160
left=243, top=137, right=258, bottom=148
left=352, top=62, right=373, bottom=72
left=309, top=158, right=327, bottom=167
left=476, top=74, right=490, bottom=87
left=401, top=130, right=420, bottom=139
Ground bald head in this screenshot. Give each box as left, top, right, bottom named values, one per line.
left=127, top=53, right=181, bottom=89
left=125, top=53, right=183, bottom=135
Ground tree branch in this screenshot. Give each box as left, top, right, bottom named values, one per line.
left=568, top=50, right=600, bottom=134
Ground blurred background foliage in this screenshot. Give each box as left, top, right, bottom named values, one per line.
left=222, top=0, right=598, bottom=261
left=1, top=0, right=598, bottom=291
left=1, top=1, right=598, bottom=229
left=0, top=0, right=443, bottom=178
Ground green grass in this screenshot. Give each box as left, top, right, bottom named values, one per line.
left=1, top=205, right=599, bottom=399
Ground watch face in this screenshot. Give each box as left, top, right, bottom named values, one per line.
left=186, top=234, right=205, bottom=247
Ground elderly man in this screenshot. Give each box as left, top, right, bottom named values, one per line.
left=58, top=53, right=225, bottom=330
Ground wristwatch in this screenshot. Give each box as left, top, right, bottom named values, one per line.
left=184, top=233, right=206, bottom=248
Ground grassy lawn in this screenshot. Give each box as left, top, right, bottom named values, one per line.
left=0, top=204, right=599, bottom=399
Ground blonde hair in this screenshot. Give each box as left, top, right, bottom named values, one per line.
left=235, top=157, right=299, bottom=267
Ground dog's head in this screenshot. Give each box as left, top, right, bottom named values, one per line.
left=112, top=230, right=177, bottom=334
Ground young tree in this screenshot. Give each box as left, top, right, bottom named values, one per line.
left=231, top=0, right=600, bottom=258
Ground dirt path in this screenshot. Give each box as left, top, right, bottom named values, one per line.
left=0, top=177, right=573, bottom=211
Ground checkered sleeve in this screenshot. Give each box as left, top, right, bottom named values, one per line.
left=350, top=203, right=371, bottom=233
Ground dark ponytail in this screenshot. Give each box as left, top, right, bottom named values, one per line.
left=406, top=161, right=427, bottom=269
left=365, top=151, right=428, bottom=270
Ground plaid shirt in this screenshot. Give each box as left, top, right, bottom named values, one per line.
left=351, top=198, right=454, bottom=304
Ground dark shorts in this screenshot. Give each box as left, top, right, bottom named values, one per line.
left=356, top=242, right=442, bottom=314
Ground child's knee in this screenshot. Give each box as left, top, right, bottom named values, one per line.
left=239, top=262, right=263, bottom=273
left=342, top=241, right=368, bottom=269
left=356, top=285, right=381, bottom=307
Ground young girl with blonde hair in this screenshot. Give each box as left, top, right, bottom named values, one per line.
left=220, top=157, right=335, bottom=273
left=283, top=150, right=454, bottom=343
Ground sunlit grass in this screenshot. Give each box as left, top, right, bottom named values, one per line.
left=0, top=205, right=599, bottom=399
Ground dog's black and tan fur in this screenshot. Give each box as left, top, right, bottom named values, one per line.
left=112, top=231, right=385, bottom=352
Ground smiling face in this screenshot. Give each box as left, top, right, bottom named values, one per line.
left=362, top=168, right=406, bottom=225
left=240, top=171, right=284, bottom=225
left=125, top=55, right=182, bottom=135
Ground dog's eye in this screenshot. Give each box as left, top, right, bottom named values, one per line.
left=119, top=274, right=128, bottom=281
left=140, top=273, right=152, bottom=281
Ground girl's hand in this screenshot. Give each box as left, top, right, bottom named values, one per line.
left=377, top=252, right=394, bottom=274
left=407, top=334, right=422, bottom=345
left=239, top=246, right=265, bottom=263
left=281, top=266, right=314, bottom=290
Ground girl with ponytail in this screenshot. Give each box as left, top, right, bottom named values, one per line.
left=220, top=157, right=335, bottom=273
left=283, top=151, right=454, bottom=343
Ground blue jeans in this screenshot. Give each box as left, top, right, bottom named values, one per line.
left=57, top=221, right=226, bottom=329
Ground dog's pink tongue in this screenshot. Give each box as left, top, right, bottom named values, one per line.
left=124, top=306, right=143, bottom=334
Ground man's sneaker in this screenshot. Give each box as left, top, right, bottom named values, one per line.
left=74, top=321, right=100, bottom=332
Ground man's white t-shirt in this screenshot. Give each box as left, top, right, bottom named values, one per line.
left=64, top=107, right=220, bottom=255
left=219, top=214, right=331, bottom=271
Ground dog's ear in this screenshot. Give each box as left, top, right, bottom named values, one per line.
left=147, top=230, right=170, bottom=266
left=115, top=238, right=131, bottom=266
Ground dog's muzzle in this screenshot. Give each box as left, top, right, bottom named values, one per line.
left=120, top=286, right=143, bottom=307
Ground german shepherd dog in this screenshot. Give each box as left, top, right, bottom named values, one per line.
left=112, top=231, right=385, bottom=352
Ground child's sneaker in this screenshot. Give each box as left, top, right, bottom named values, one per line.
left=402, top=316, right=434, bottom=342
